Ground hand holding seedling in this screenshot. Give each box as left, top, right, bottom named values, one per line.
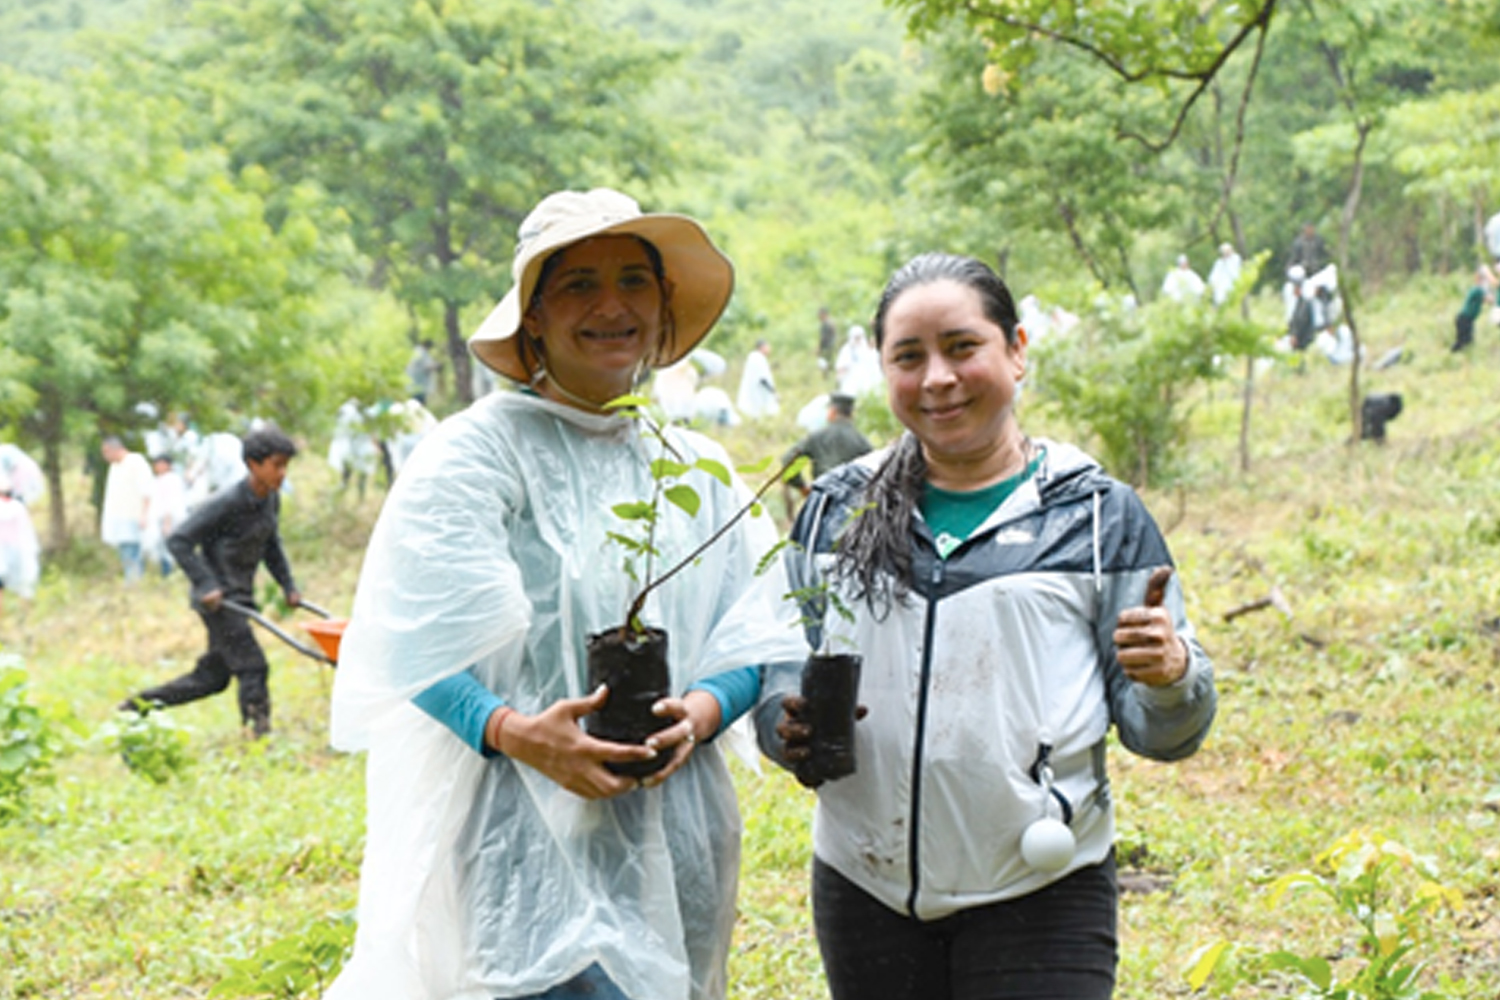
left=487, top=685, right=660, bottom=800
left=775, top=694, right=868, bottom=789
left=1112, top=566, right=1188, bottom=687
left=637, top=689, right=719, bottom=787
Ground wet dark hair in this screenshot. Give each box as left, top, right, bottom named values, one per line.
left=520, top=235, right=674, bottom=378
left=870, top=252, right=1020, bottom=349
left=835, top=253, right=1022, bottom=613
left=242, top=425, right=298, bottom=463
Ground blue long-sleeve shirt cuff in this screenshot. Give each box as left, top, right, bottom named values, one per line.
left=414, top=663, right=762, bottom=754
left=413, top=669, right=505, bottom=757
left=689, top=664, right=762, bottom=740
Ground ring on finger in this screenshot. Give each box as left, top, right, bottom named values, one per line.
left=684, top=731, right=696, bottom=746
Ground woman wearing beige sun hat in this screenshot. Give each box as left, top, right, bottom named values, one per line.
left=328, top=189, right=807, bottom=1000
left=469, top=186, right=735, bottom=399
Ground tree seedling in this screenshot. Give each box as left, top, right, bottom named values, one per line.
left=602, top=394, right=808, bottom=637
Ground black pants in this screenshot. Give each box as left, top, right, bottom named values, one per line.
left=812, top=853, right=1118, bottom=1000
left=132, top=605, right=272, bottom=732
left=1452, top=313, right=1475, bottom=351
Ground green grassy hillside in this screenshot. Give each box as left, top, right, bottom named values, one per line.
left=2, top=289, right=1498, bottom=998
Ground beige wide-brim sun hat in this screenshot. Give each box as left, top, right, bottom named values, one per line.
left=469, top=188, right=735, bottom=384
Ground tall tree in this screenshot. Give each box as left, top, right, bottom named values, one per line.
left=890, top=0, right=1279, bottom=150
left=164, top=0, right=674, bottom=402
left=0, top=66, right=354, bottom=545
left=903, top=31, right=1184, bottom=297
left=1275, top=0, right=1474, bottom=439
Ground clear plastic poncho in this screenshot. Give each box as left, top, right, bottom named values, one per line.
left=328, top=391, right=807, bottom=1000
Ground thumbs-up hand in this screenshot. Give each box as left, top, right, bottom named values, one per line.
left=1112, top=566, right=1188, bottom=687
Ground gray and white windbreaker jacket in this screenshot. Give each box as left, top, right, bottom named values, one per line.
left=757, top=438, right=1216, bottom=921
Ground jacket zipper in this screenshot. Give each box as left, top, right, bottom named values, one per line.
left=904, top=556, right=944, bottom=917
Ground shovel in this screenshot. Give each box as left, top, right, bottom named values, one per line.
left=221, top=598, right=338, bottom=666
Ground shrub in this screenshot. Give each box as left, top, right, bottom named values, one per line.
left=0, top=656, right=68, bottom=822
left=1032, top=258, right=1274, bottom=486
left=210, top=913, right=356, bottom=999
left=1187, top=828, right=1466, bottom=999
left=95, top=705, right=196, bottom=784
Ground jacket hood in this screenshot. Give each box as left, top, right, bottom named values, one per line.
left=1030, top=438, right=1109, bottom=507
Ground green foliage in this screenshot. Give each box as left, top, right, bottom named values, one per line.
left=210, top=913, right=355, bottom=999
left=1031, top=259, right=1274, bottom=485
left=605, top=394, right=804, bottom=631
left=783, top=578, right=858, bottom=655
left=3, top=334, right=1500, bottom=996
left=1188, top=829, right=1464, bottom=999
left=891, top=0, right=1272, bottom=85
left=95, top=706, right=195, bottom=785
left=1384, top=83, right=1500, bottom=213
left=0, top=657, right=68, bottom=822
left=167, top=0, right=677, bottom=400
left=0, top=63, right=358, bottom=541
left=902, top=29, right=1176, bottom=296
left=610, top=0, right=915, bottom=355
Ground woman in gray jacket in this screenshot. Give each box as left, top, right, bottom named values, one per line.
left=757, top=252, right=1217, bottom=1000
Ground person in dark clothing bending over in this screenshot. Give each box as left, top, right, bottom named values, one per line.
left=783, top=393, right=873, bottom=506
left=120, top=426, right=302, bottom=737
left=1451, top=265, right=1494, bottom=352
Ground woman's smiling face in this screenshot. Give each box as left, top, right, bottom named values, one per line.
left=879, top=278, right=1027, bottom=472
left=524, top=235, right=670, bottom=403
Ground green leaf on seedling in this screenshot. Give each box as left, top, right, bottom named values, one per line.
left=782, top=455, right=811, bottom=482
left=1266, top=871, right=1320, bottom=908
left=737, top=455, right=775, bottom=475
left=694, top=458, right=731, bottom=487
left=605, top=394, right=652, bottom=412
left=612, top=501, right=654, bottom=521
left=1183, top=941, right=1229, bottom=991
left=652, top=458, right=692, bottom=479
left=755, top=538, right=795, bottom=575
left=1266, top=952, right=1332, bottom=991
left=664, top=484, right=701, bottom=517
left=606, top=531, right=650, bottom=556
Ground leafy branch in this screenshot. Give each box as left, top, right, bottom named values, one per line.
left=1186, top=828, right=1464, bottom=999
left=606, top=395, right=809, bottom=633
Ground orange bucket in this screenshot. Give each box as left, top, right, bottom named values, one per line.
left=302, top=619, right=349, bottom=664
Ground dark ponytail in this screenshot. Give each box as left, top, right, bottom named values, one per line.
left=833, top=252, right=1021, bottom=613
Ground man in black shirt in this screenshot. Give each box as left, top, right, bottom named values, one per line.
left=818, top=306, right=838, bottom=374
left=1287, top=222, right=1329, bottom=274
left=121, top=426, right=302, bottom=737
left=783, top=394, right=873, bottom=506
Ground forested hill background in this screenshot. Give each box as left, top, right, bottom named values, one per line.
left=2, top=0, right=1498, bottom=541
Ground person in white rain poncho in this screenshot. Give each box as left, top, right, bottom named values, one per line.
left=1207, top=243, right=1243, bottom=307
left=735, top=338, right=780, bottom=419
left=1160, top=254, right=1206, bottom=303
left=835, top=324, right=883, bottom=398
left=0, top=444, right=45, bottom=508
left=143, top=454, right=189, bottom=577
left=327, top=398, right=378, bottom=496
left=0, top=471, right=40, bottom=611
left=328, top=188, right=807, bottom=1000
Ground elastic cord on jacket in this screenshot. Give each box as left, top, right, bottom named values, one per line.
left=1091, top=490, right=1102, bottom=595
left=800, top=490, right=835, bottom=649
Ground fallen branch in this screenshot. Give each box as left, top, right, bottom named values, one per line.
left=1222, top=585, right=1293, bottom=622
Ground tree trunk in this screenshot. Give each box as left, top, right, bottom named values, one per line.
left=37, top=396, right=69, bottom=548
left=446, top=299, right=473, bottom=405
left=1339, top=122, right=1371, bottom=445
left=1055, top=198, right=1108, bottom=288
